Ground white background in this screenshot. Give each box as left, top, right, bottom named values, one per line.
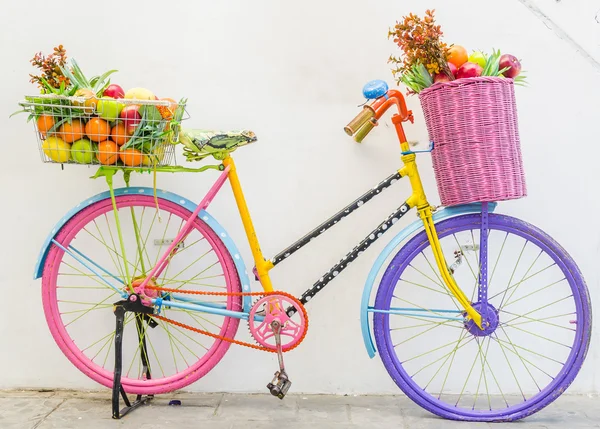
left=1, top=0, right=599, bottom=394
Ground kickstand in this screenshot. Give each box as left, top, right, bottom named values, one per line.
left=112, top=295, right=156, bottom=419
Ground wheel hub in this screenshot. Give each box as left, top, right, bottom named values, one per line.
left=464, top=302, right=499, bottom=337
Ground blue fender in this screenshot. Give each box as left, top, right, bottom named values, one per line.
left=361, top=203, right=496, bottom=358
left=34, top=187, right=253, bottom=312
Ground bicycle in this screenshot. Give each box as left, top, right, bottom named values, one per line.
left=33, top=80, right=591, bottom=422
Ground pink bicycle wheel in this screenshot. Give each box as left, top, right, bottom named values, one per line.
left=42, top=195, right=241, bottom=394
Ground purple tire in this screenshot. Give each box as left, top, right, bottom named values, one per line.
left=374, top=214, right=591, bottom=422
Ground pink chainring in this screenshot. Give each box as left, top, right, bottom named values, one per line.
left=248, top=294, right=307, bottom=351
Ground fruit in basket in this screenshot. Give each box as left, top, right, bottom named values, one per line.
left=119, top=148, right=146, bottom=166
left=42, top=136, right=71, bottom=163
left=447, top=45, right=468, bottom=68
left=111, top=123, right=130, bottom=146
left=36, top=115, right=55, bottom=136
left=71, top=138, right=96, bottom=164
left=96, top=140, right=119, bottom=165
left=58, top=119, right=85, bottom=143
left=447, top=62, right=458, bottom=78
left=157, top=98, right=178, bottom=120
left=499, top=54, right=521, bottom=78
left=74, top=88, right=99, bottom=110
left=433, top=73, right=451, bottom=83
left=85, top=118, right=111, bottom=142
left=96, top=97, right=124, bottom=121
left=456, top=62, right=483, bottom=79
left=468, top=51, right=487, bottom=68
left=124, top=87, right=155, bottom=100
left=120, top=105, right=142, bottom=133
left=103, top=84, right=125, bottom=99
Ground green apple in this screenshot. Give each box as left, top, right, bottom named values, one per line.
left=71, top=138, right=96, bottom=164
left=468, top=51, right=487, bottom=68
left=96, top=97, right=124, bottom=121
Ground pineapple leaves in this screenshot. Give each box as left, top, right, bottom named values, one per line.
left=400, top=62, right=433, bottom=94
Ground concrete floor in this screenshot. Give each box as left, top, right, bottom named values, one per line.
left=0, top=390, right=597, bottom=429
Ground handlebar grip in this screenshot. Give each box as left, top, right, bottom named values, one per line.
left=344, top=106, right=374, bottom=136
left=353, top=119, right=376, bottom=143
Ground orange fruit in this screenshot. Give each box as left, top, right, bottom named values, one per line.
left=447, top=45, right=468, bottom=68
left=111, top=122, right=131, bottom=146
left=97, top=140, right=119, bottom=165
left=37, top=115, right=55, bottom=135
left=58, top=119, right=85, bottom=143
left=85, top=117, right=111, bottom=142
left=119, top=148, right=145, bottom=166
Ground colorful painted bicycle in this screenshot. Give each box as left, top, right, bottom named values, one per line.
left=25, top=78, right=591, bottom=422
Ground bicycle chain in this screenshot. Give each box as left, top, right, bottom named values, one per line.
left=145, top=286, right=309, bottom=353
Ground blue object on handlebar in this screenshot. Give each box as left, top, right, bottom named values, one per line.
left=362, top=80, right=389, bottom=100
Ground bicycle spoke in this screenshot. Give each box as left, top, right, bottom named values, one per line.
left=161, top=250, right=214, bottom=286
left=503, top=324, right=572, bottom=349
left=507, top=311, right=576, bottom=329
left=473, top=337, right=492, bottom=411
left=494, top=330, right=554, bottom=382
left=420, top=252, right=445, bottom=287
left=438, top=328, right=466, bottom=400
left=403, top=331, right=470, bottom=364
left=422, top=330, right=469, bottom=388
left=399, top=278, right=460, bottom=297
left=393, top=319, right=454, bottom=348
left=153, top=213, right=173, bottom=267
left=493, top=336, right=565, bottom=365
left=61, top=261, right=115, bottom=290
left=494, top=240, right=527, bottom=307
left=101, top=214, right=134, bottom=281
left=501, top=295, right=574, bottom=325
left=63, top=291, right=118, bottom=327
left=479, top=336, right=509, bottom=408
left=493, top=332, right=526, bottom=401
left=456, top=339, right=484, bottom=406
left=91, top=218, right=125, bottom=282
left=501, top=309, right=575, bottom=332
left=503, top=278, right=566, bottom=308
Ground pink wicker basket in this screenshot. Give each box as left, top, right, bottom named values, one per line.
left=418, top=76, right=527, bottom=207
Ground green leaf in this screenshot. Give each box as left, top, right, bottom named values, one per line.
left=139, top=105, right=163, bottom=122
left=9, top=109, right=27, bottom=118
left=70, top=59, right=91, bottom=87
left=91, top=70, right=118, bottom=93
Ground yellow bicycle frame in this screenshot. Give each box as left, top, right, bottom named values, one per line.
left=222, top=151, right=483, bottom=329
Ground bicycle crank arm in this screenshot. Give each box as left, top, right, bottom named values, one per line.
left=266, top=320, right=292, bottom=399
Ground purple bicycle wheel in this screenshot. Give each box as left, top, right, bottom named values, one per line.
left=374, top=214, right=591, bottom=422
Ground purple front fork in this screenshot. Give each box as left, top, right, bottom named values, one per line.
left=478, top=202, right=489, bottom=323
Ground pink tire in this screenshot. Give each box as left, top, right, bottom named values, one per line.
left=42, top=195, right=242, bottom=394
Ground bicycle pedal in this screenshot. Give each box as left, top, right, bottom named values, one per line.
left=267, top=371, right=292, bottom=399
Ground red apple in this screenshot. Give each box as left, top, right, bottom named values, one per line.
left=120, top=105, right=142, bottom=133
left=103, top=84, right=125, bottom=99
left=434, top=73, right=451, bottom=83
left=499, top=54, right=521, bottom=78
left=447, top=62, right=458, bottom=78
left=456, top=62, right=483, bottom=79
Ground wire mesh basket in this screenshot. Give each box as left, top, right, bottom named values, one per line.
left=19, top=94, right=188, bottom=168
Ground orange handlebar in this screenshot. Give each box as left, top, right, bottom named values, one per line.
left=344, top=89, right=413, bottom=144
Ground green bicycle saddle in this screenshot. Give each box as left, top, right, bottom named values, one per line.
left=178, top=128, right=257, bottom=161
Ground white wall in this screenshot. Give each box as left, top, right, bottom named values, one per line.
left=1, top=0, right=599, bottom=394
